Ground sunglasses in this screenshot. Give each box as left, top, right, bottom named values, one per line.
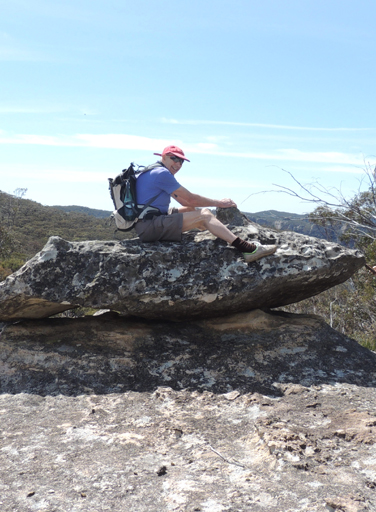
left=168, top=155, right=184, bottom=164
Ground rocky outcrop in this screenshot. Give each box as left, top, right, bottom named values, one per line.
left=0, top=208, right=365, bottom=321
left=0, top=310, right=376, bottom=511
left=1, top=309, right=375, bottom=395
left=243, top=208, right=346, bottom=242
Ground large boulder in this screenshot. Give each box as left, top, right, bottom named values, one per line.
left=1, top=308, right=375, bottom=395
left=0, top=208, right=365, bottom=321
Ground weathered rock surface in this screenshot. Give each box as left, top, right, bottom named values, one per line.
left=0, top=208, right=365, bottom=321
left=1, top=310, right=376, bottom=511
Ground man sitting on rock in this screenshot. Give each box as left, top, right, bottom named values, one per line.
left=135, top=145, right=277, bottom=263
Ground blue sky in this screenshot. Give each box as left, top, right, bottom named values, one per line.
left=1, top=0, right=375, bottom=214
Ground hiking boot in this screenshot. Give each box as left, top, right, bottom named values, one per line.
left=243, top=244, right=277, bottom=263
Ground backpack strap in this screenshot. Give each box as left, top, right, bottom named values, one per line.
left=135, top=162, right=166, bottom=220
left=136, top=161, right=166, bottom=175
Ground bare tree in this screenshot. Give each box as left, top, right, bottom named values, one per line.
left=270, top=162, right=376, bottom=274
left=271, top=162, right=376, bottom=242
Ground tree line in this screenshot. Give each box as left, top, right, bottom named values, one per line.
left=0, top=190, right=131, bottom=280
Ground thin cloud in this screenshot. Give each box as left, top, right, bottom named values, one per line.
left=0, top=163, right=109, bottom=183
left=0, top=132, right=182, bottom=151
left=161, top=118, right=370, bottom=132
left=0, top=47, right=45, bottom=62
left=0, top=134, right=77, bottom=146
left=0, top=131, right=366, bottom=167
left=0, top=101, right=96, bottom=115
left=0, top=34, right=49, bottom=62
left=76, top=134, right=174, bottom=150
left=0, top=106, right=64, bottom=114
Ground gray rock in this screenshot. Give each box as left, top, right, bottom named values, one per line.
left=0, top=310, right=376, bottom=511
left=0, top=208, right=365, bottom=321
left=1, top=309, right=375, bottom=395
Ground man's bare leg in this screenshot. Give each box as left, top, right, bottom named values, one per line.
left=181, top=208, right=237, bottom=243
left=180, top=208, right=277, bottom=262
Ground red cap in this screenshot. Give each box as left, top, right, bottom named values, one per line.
left=154, top=145, right=190, bottom=162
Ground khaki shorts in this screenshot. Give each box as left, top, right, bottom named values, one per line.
left=135, top=213, right=183, bottom=242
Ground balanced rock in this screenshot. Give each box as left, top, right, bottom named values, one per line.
left=0, top=208, right=365, bottom=321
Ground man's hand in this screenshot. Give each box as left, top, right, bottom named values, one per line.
left=217, top=198, right=237, bottom=208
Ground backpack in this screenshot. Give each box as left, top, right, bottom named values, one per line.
left=108, top=162, right=163, bottom=231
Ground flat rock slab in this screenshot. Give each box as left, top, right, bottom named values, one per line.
left=0, top=310, right=376, bottom=511
left=1, top=386, right=376, bottom=512
left=0, top=214, right=365, bottom=321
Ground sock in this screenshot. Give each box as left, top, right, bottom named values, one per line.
left=231, top=237, right=257, bottom=253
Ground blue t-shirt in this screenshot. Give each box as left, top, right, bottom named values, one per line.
left=136, top=164, right=181, bottom=214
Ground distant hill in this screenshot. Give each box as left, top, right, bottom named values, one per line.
left=244, top=209, right=342, bottom=242
left=53, top=205, right=112, bottom=219
left=54, top=205, right=331, bottom=239
left=0, top=192, right=129, bottom=263
left=25, top=202, right=346, bottom=245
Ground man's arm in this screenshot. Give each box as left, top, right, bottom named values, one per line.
left=171, top=186, right=237, bottom=209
